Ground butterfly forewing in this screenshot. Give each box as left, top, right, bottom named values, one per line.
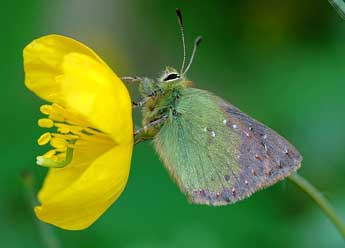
left=154, top=88, right=302, bottom=205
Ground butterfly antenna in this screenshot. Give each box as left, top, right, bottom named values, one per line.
left=182, top=36, right=202, bottom=75
left=176, top=8, right=187, bottom=74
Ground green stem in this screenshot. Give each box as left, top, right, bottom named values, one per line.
left=22, top=171, right=61, bottom=248
left=288, top=173, right=345, bottom=239
left=328, top=0, right=345, bottom=19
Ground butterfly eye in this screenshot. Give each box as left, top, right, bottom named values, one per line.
left=163, top=73, right=180, bottom=82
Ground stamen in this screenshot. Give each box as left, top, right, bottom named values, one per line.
left=40, top=105, right=53, bottom=115
left=48, top=112, right=64, bottom=122
left=37, top=103, right=80, bottom=168
left=51, top=103, right=86, bottom=126
left=36, top=103, right=110, bottom=169
left=83, top=127, right=109, bottom=138
left=37, top=132, right=52, bottom=146
left=56, top=153, right=67, bottom=160
left=50, top=155, right=58, bottom=162
left=51, top=133, right=79, bottom=140
left=38, top=118, right=54, bottom=128
left=43, top=149, right=57, bottom=158
left=69, top=125, right=83, bottom=134
left=50, top=137, right=67, bottom=149
left=55, top=123, right=70, bottom=134
left=36, top=141, right=76, bottom=168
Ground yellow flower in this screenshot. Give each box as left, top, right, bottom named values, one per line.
left=23, top=35, right=133, bottom=230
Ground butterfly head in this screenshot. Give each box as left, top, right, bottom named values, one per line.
left=159, top=67, right=182, bottom=82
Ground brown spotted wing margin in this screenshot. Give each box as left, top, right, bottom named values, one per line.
left=217, top=101, right=302, bottom=203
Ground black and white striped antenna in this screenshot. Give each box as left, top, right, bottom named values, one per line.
left=175, top=8, right=202, bottom=75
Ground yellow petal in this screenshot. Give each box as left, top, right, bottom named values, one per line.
left=35, top=143, right=132, bottom=230
left=23, top=35, right=105, bottom=105
left=23, top=35, right=133, bottom=142
left=37, top=132, right=116, bottom=203
left=58, top=53, right=133, bottom=143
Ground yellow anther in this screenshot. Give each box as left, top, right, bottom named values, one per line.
left=38, top=118, right=54, bottom=128
left=40, top=105, right=53, bottom=115
left=56, top=153, right=67, bottom=161
left=52, top=103, right=67, bottom=116
left=60, top=126, right=70, bottom=134
left=50, top=155, right=58, bottom=162
left=38, top=103, right=64, bottom=122
left=56, top=147, right=67, bottom=152
left=50, top=137, right=67, bottom=149
left=36, top=140, right=75, bottom=168
left=37, top=132, right=52, bottom=146
left=52, top=133, right=79, bottom=140
left=69, top=126, right=84, bottom=134
left=55, top=123, right=70, bottom=134
left=52, top=103, right=65, bottom=112
left=49, top=113, right=65, bottom=122
left=43, top=149, right=56, bottom=158
left=65, top=134, right=79, bottom=140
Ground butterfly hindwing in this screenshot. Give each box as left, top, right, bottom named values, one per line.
left=154, top=88, right=302, bottom=205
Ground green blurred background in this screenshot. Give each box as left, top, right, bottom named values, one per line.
left=1, top=0, right=345, bottom=247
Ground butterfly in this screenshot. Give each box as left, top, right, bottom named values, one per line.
left=124, top=9, right=302, bottom=206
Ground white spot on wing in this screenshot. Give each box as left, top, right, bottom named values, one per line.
left=232, top=124, right=237, bottom=129
left=223, top=119, right=227, bottom=125
left=211, top=131, right=216, bottom=137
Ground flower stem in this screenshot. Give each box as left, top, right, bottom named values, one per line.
left=328, top=0, right=345, bottom=19
left=22, top=171, right=61, bottom=248
left=288, top=173, right=345, bottom=239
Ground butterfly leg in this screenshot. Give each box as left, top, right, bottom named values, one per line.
left=132, top=89, right=163, bottom=109
left=134, top=114, right=168, bottom=144
left=121, top=76, right=143, bottom=83
left=121, top=76, right=147, bottom=108
left=132, top=97, right=150, bottom=109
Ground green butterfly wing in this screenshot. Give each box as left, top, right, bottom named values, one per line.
left=154, top=88, right=301, bottom=205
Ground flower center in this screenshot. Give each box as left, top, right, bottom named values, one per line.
left=36, top=103, right=112, bottom=168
